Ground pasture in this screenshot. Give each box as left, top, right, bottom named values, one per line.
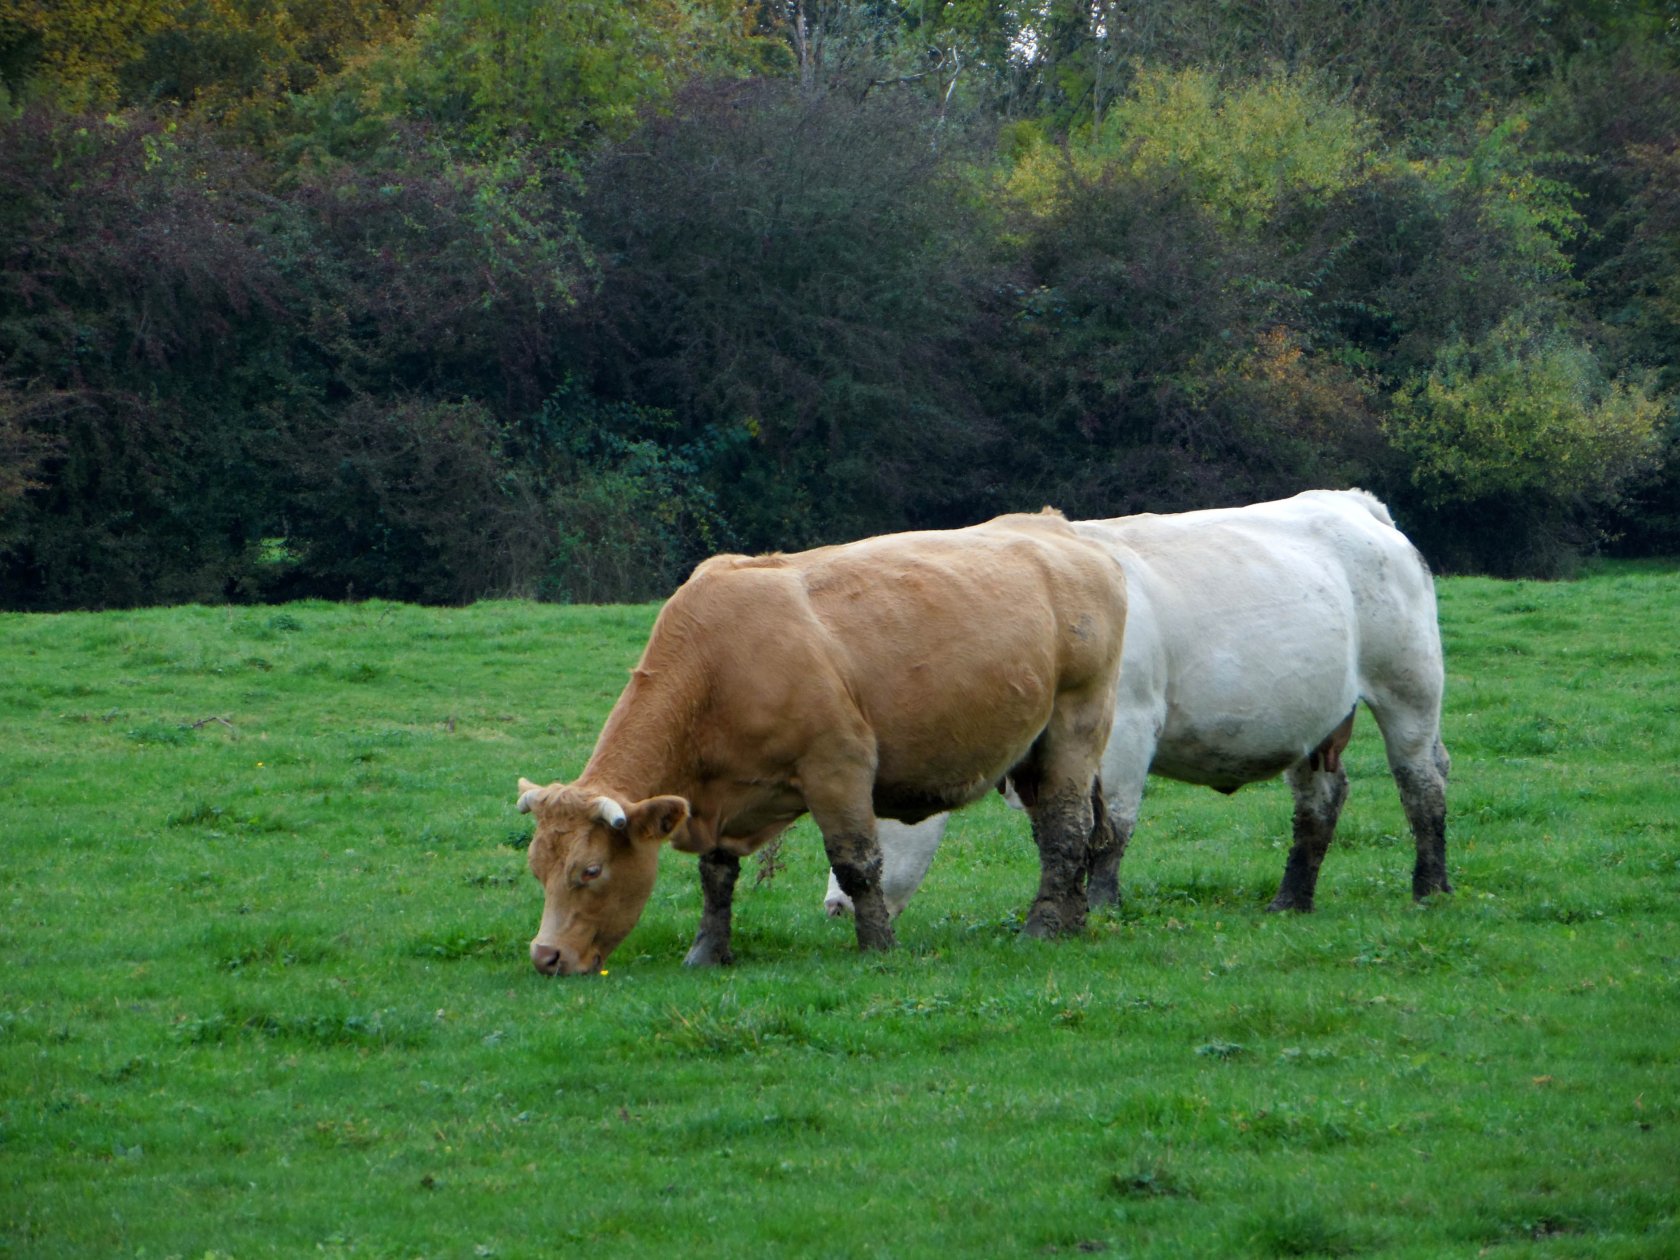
left=2, top=563, right=1677, bottom=1258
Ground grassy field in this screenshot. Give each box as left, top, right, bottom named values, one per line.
left=2, top=563, right=1677, bottom=1258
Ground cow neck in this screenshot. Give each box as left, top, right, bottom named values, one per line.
left=574, top=662, right=703, bottom=807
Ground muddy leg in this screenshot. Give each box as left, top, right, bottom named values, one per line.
left=802, top=750, right=896, bottom=954
left=825, top=827, right=896, bottom=952
left=1268, top=758, right=1350, bottom=913
left=684, top=849, right=740, bottom=967
left=1024, top=783, right=1093, bottom=938
left=1086, top=781, right=1136, bottom=910
left=1399, top=737, right=1451, bottom=900
left=827, top=813, right=948, bottom=919
left=1085, top=805, right=1121, bottom=910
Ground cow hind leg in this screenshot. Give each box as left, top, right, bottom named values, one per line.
left=1268, top=756, right=1351, bottom=913
left=1015, top=708, right=1105, bottom=937
left=1085, top=783, right=1121, bottom=910
left=1085, top=781, right=1136, bottom=911
left=1398, top=737, right=1451, bottom=901
left=684, top=849, right=741, bottom=967
left=1369, top=688, right=1452, bottom=901
left=1021, top=780, right=1093, bottom=937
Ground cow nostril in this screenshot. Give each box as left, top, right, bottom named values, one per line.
left=530, top=943, right=562, bottom=975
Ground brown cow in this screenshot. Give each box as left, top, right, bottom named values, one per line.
left=514, top=511, right=1128, bottom=974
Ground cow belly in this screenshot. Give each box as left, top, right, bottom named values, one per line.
left=873, top=776, right=997, bottom=824
left=1150, top=735, right=1304, bottom=793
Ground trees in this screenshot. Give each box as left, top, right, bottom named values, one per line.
left=1387, top=317, right=1663, bottom=572
left=0, top=110, right=290, bottom=606
left=567, top=77, right=1001, bottom=549
left=1, top=2, right=1676, bottom=608
left=0, top=0, right=428, bottom=119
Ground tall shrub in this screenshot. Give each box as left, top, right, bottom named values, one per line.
left=1387, top=315, right=1664, bottom=572
left=0, top=108, right=288, bottom=607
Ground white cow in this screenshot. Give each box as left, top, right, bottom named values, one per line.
left=824, top=489, right=1450, bottom=918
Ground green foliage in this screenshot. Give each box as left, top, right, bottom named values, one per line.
left=568, top=77, right=1001, bottom=549
left=0, top=108, right=290, bottom=607
left=2, top=571, right=1679, bottom=1255
left=3, top=3, right=1680, bottom=608
left=281, top=129, right=591, bottom=405
left=1092, top=65, right=1375, bottom=232
left=1390, top=316, right=1664, bottom=506
left=273, top=395, right=534, bottom=603
left=521, top=380, right=741, bottom=603
left=994, top=0, right=1617, bottom=135
left=990, top=90, right=1392, bottom=520
left=0, top=0, right=427, bottom=118
left=293, top=0, right=770, bottom=157
left=1416, top=110, right=1587, bottom=286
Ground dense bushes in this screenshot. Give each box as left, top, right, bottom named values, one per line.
left=1, top=4, right=1676, bottom=608
left=569, top=78, right=1002, bottom=547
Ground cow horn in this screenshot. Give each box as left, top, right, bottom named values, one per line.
left=591, top=796, right=628, bottom=830
left=516, top=777, right=546, bottom=814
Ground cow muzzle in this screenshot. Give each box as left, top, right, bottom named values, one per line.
left=529, top=940, right=603, bottom=976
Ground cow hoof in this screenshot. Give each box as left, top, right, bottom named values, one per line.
left=1024, top=901, right=1085, bottom=938
left=855, top=923, right=897, bottom=952
left=1265, top=895, right=1313, bottom=913
left=683, top=935, right=734, bottom=967
left=1087, top=879, right=1121, bottom=911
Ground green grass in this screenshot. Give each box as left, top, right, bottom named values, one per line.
left=2, top=564, right=1677, bottom=1258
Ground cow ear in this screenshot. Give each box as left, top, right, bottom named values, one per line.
left=626, top=795, right=690, bottom=847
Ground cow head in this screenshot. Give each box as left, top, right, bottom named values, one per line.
left=516, top=777, right=690, bottom=975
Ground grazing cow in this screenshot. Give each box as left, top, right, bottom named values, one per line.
left=515, top=511, right=1128, bottom=975
left=824, top=489, right=1450, bottom=919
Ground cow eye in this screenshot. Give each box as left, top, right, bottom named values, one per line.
left=581, top=864, right=603, bottom=884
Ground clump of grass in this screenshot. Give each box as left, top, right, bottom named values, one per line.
left=167, top=801, right=225, bottom=827
left=1195, top=1038, right=1248, bottom=1060
left=1246, top=1202, right=1370, bottom=1257
left=125, top=721, right=192, bottom=747
left=1107, top=1158, right=1193, bottom=1199
left=408, top=929, right=500, bottom=960
left=173, top=1006, right=427, bottom=1049
left=653, top=995, right=828, bottom=1057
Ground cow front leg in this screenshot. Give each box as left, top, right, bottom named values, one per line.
left=1268, top=757, right=1350, bottom=912
left=684, top=849, right=740, bottom=967
left=1024, top=782, right=1093, bottom=938
left=824, top=827, right=896, bottom=952
left=805, top=762, right=897, bottom=953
